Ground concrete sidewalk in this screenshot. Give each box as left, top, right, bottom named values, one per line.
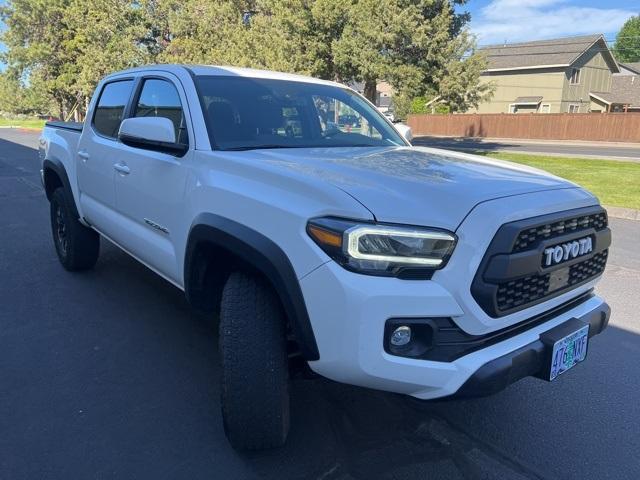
left=428, top=136, right=640, bottom=149
left=605, top=205, right=640, bottom=221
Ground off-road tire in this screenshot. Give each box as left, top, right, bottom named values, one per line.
left=219, top=271, right=290, bottom=450
left=50, top=187, right=100, bottom=271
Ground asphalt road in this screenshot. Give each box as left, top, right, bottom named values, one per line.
left=1, top=129, right=639, bottom=480
left=412, top=136, right=640, bottom=161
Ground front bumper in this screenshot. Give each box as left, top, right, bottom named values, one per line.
left=453, top=299, right=610, bottom=398
left=301, top=260, right=610, bottom=400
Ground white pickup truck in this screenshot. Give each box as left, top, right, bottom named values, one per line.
left=40, top=65, right=611, bottom=450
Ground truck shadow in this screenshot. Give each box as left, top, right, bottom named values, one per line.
left=411, top=135, right=519, bottom=154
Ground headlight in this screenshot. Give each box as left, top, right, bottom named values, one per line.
left=306, top=217, right=456, bottom=278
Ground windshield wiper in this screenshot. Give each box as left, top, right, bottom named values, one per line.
left=220, top=144, right=308, bottom=151
left=220, top=143, right=389, bottom=151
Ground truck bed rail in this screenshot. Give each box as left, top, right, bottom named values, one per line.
left=45, top=121, right=83, bottom=132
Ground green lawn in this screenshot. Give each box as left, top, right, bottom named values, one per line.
left=485, top=152, right=640, bottom=210
left=0, top=118, right=46, bottom=129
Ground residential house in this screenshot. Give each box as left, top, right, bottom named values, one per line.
left=474, top=34, right=620, bottom=113
left=349, top=81, right=394, bottom=112
left=376, top=82, right=394, bottom=113
left=619, top=63, right=640, bottom=75
left=590, top=75, right=640, bottom=112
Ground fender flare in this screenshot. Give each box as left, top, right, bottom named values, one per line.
left=184, top=213, right=320, bottom=361
left=42, top=158, right=80, bottom=219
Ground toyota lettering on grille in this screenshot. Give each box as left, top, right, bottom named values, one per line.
left=543, top=237, right=593, bottom=267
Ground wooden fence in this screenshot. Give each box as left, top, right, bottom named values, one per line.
left=407, top=113, right=640, bottom=143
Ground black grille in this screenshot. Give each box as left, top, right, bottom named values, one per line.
left=513, top=211, right=607, bottom=252
left=471, top=206, right=611, bottom=317
left=495, top=251, right=608, bottom=312
left=569, top=249, right=608, bottom=283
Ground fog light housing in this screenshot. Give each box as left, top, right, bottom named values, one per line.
left=390, top=326, right=412, bottom=346
left=384, top=318, right=436, bottom=358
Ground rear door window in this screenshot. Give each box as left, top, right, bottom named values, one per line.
left=93, top=80, right=134, bottom=138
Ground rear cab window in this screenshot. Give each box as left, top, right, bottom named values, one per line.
left=92, top=80, right=134, bottom=138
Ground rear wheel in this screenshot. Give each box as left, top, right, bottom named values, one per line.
left=50, top=187, right=100, bottom=271
left=219, top=271, right=290, bottom=450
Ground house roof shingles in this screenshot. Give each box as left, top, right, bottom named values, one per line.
left=591, top=75, right=640, bottom=107
left=513, top=96, right=543, bottom=104
left=620, top=62, right=640, bottom=75
left=480, top=34, right=611, bottom=71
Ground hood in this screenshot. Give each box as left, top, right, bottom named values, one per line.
left=243, top=146, right=578, bottom=231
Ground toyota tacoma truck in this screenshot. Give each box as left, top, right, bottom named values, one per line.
left=39, top=65, right=611, bottom=450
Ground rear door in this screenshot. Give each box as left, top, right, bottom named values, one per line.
left=77, top=78, right=135, bottom=231
left=112, top=74, right=193, bottom=284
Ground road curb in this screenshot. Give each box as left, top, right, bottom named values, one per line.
left=490, top=149, right=640, bottom=163
left=604, top=205, right=640, bottom=221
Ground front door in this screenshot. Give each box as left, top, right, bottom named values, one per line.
left=112, top=75, right=192, bottom=285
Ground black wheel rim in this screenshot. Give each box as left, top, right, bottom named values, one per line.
left=55, top=204, right=68, bottom=256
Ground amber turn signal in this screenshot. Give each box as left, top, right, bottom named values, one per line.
left=307, top=224, right=343, bottom=248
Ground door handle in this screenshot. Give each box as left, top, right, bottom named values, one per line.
left=78, top=150, right=90, bottom=161
left=114, top=163, right=130, bottom=175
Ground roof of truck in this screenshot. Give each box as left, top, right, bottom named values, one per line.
left=110, top=64, right=345, bottom=88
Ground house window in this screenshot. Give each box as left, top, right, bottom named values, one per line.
left=569, top=68, right=581, bottom=85
left=568, top=104, right=580, bottom=113
left=540, top=104, right=551, bottom=113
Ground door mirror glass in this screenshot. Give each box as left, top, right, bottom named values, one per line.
left=118, top=117, right=187, bottom=155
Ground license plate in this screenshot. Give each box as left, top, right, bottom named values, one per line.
left=549, top=324, right=589, bottom=381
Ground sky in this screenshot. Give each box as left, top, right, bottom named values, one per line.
left=464, top=0, right=637, bottom=46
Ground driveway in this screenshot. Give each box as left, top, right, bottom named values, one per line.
left=412, top=136, right=640, bottom=161
left=1, top=129, right=639, bottom=479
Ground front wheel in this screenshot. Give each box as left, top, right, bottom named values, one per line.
left=219, top=271, right=290, bottom=450
left=50, top=187, right=100, bottom=271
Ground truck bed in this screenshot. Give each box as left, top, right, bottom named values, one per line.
left=45, top=121, right=83, bottom=132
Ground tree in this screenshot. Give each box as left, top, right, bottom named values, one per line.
left=614, top=16, right=640, bottom=63
left=157, top=0, right=247, bottom=64
left=331, top=0, right=490, bottom=111
left=0, top=0, right=490, bottom=116
left=0, top=71, right=25, bottom=114
left=1, top=0, right=80, bottom=118
left=158, top=0, right=334, bottom=76
left=1, top=0, right=158, bottom=118
left=64, top=0, right=153, bottom=109
left=0, top=69, right=52, bottom=115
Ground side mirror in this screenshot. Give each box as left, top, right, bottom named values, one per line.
left=394, top=122, right=413, bottom=143
left=118, top=117, right=187, bottom=156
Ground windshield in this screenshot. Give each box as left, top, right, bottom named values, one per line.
left=195, top=76, right=407, bottom=150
